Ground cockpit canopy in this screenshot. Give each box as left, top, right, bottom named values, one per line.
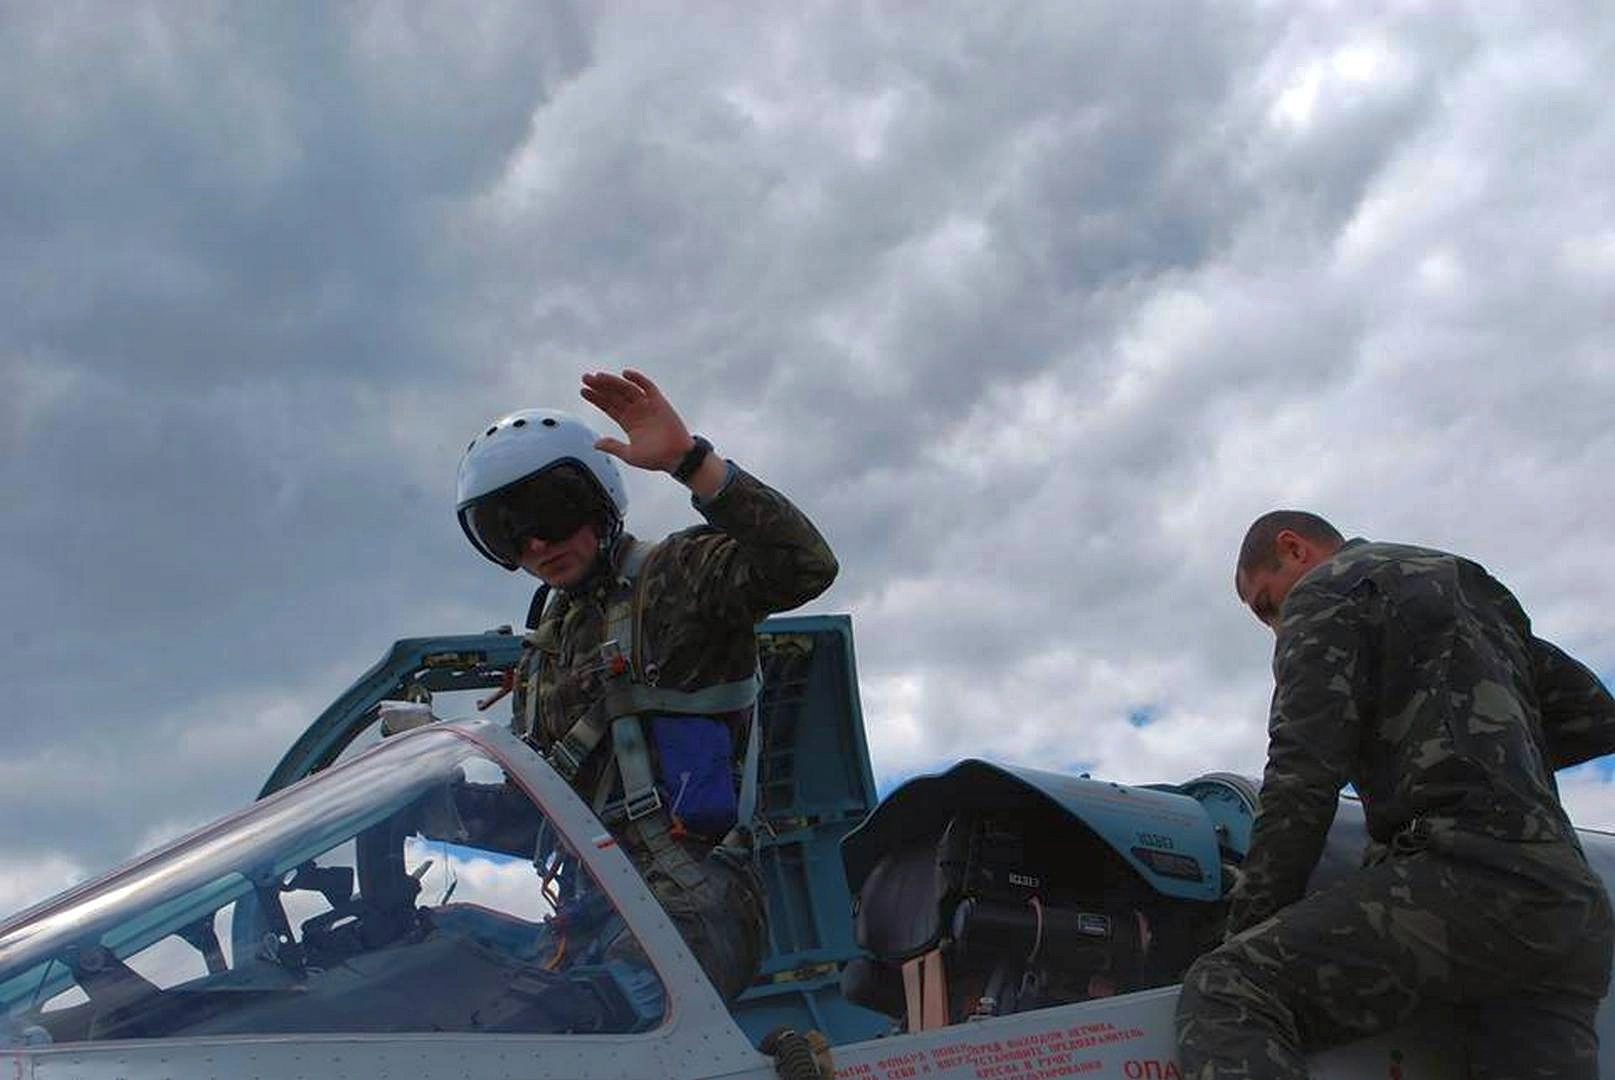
left=0, top=725, right=665, bottom=1047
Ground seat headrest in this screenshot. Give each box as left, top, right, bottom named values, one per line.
left=854, top=839, right=945, bottom=960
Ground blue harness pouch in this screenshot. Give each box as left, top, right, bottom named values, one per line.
left=648, top=715, right=738, bottom=838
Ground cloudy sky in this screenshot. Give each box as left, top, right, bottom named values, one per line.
left=4, top=1, right=1613, bottom=915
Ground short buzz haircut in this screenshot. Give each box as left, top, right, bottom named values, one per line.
left=1237, top=510, right=1344, bottom=574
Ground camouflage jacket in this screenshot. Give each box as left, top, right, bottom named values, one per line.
left=1227, top=538, right=1615, bottom=934
left=512, top=464, right=838, bottom=806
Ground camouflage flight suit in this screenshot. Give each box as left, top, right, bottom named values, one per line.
left=1177, top=540, right=1615, bottom=1079
left=512, top=463, right=837, bottom=1001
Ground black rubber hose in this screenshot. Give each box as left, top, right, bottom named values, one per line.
left=760, top=1026, right=826, bottom=1080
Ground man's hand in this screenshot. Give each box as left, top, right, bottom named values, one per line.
left=580, top=369, right=694, bottom=473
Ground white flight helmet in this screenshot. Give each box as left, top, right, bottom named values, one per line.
left=456, top=409, right=628, bottom=570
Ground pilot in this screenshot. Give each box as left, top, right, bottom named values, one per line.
left=454, top=369, right=838, bottom=1001
left=1176, top=510, right=1615, bottom=1079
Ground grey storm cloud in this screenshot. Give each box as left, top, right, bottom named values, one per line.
left=3, top=1, right=1614, bottom=907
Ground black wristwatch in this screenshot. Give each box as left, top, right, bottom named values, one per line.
left=672, top=435, right=713, bottom=482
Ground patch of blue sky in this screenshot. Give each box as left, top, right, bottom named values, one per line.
left=1595, top=668, right=1615, bottom=777
left=405, top=835, right=526, bottom=868
left=1561, top=759, right=1615, bottom=783
left=1127, top=707, right=1158, bottom=729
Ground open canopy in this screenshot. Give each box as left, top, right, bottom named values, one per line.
left=0, top=722, right=665, bottom=1046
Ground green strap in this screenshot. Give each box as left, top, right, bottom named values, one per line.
left=549, top=535, right=757, bottom=778
left=550, top=699, right=610, bottom=782
left=610, top=714, right=663, bottom=822
left=601, top=673, right=762, bottom=717
left=520, top=657, right=542, bottom=743
left=603, top=538, right=653, bottom=677
left=603, top=715, right=706, bottom=892
left=551, top=534, right=764, bottom=893
left=518, top=589, right=560, bottom=742
left=593, top=669, right=760, bottom=816
left=545, top=539, right=647, bottom=780
left=630, top=809, right=706, bottom=890
left=592, top=759, right=619, bottom=819
left=736, top=708, right=761, bottom=827
left=551, top=669, right=759, bottom=784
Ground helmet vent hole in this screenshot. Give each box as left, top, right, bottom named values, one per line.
left=541, top=417, right=558, bottom=427
left=485, top=426, right=497, bottom=436
left=513, top=418, right=527, bottom=427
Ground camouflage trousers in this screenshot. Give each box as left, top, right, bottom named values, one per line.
left=607, top=838, right=768, bottom=1003
left=1176, top=832, right=1612, bottom=1080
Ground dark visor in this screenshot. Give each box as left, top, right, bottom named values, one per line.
left=462, top=467, right=601, bottom=566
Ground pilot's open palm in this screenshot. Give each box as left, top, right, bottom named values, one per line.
left=580, top=369, right=693, bottom=474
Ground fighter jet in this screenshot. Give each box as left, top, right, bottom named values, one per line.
left=2, top=616, right=1610, bottom=1078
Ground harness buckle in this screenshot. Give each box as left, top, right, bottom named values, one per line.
left=551, top=736, right=588, bottom=782
left=625, top=787, right=663, bottom=822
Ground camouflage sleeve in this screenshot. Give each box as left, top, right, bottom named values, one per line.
left=684, top=463, right=839, bottom=624
left=1532, top=637, right=1615, bottom=769
left=1225, top=578, right=1369, bottom=936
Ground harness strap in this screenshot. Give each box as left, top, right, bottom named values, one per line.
left=547, top=535, right=756, bottom=780
left=736, top=707, right=762, bottom=827
left=631, top=810, right=708, bottom=891
left=520, top=652, right=543, bottom=744
left=550, top=698, right=609, bottom=783
left=519, top=588, right=561, bottom=742
left=610, top=713, right=664, bottom=823
left=604, top=539, right=654, bottom=676
left=524, top=583, right=552, bottom=635
left=533, top=535, right=764, bottom=866
left=551, top=673, right=759, bottom=783
left=592, top=758, right=619, bottom=819
left=544, top=538, right=648, bottom=779
left=592, top=718, right=705, bottom=891
left=592, top=673, right=760, bottom=832
left=607, top=675, right=763, bottom=716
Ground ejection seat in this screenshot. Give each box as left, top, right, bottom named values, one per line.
left=839, top=762, right=1246, bottom=1031
left=839, top=838, right=945, bottom=1026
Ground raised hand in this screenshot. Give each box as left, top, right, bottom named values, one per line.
left=580, top=369, right=694, bottom=473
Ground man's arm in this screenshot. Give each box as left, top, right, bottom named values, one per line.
left=1533, top=637, right=1615, bottom=769
left=685, top=464, right=838, bottom=620
left=580, top=368, right=837, bottom=622
left=1225, top=579, right=1370, bottom=936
